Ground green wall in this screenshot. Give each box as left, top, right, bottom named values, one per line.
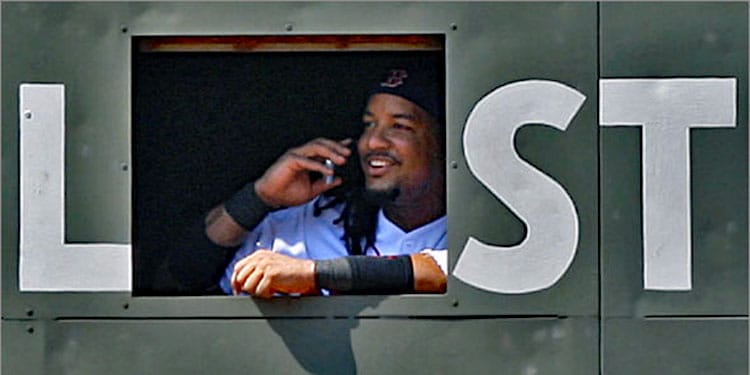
left=2, top=2, right=746, bottom=374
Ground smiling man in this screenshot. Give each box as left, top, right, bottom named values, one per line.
left=205, top=66, right=447, bottom=297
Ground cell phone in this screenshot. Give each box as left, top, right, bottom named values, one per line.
left=319, top=141, right=358, bottom=187
left=324, top=159, right=335, bottom=184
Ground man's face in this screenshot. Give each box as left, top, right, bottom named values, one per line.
left=357, top=93, right=443, bottom=200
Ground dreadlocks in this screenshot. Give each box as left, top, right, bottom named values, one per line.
left=312, top=150, right=385, bottom=256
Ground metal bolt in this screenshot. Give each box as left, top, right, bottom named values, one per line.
left=23, top=110, right=32, bottom=120
left=450, top=23, right=458, bottom=31
left=120, top=25, right=128, bottom=34
left=285, top=23, right=294, bottom=32
left=26, top=325, right=34, bottom=334
left=452, top=299, right=459, bottom=307
left=450, top=161, right=458, bottom=169
left=120, top=163, right=129, bottom=172
left=26, top=309, right=34, bottom=317
left=123, top=303, right=129, bottom=310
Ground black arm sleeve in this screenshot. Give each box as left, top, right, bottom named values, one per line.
left=314, top=255, right=414, bottom=294
left=223, top=182, right=276, bottom=231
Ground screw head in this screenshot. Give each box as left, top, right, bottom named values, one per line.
left=23, top=110, right=32, bottom=120
left=450, top=23, right=458, bottom=31
left=26, top=325, right=34, bottom=334
left=285, top=23, right=294, bottom=31
left=450, top=161, right=458, bottom=169
left=26, top=309, right=34, bottom=317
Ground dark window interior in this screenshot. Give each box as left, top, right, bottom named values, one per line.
left=132, top=35, right=444, bottom=295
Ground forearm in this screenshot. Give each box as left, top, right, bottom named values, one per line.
left=205, top=181, right=276, bottom=247
left=229, top=252, right=447, bottom=297
left=314, top=253, right=446, bottom=295
left=410, top=252, right=447, bottom=293
left=204, top=205, right=247, bottom=247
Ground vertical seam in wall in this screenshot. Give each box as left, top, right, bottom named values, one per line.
left=596, top=2, right=604, bottom=375
left=747, top=0, right=750, bottom=359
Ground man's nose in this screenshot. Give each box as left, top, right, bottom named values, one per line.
left=364, top=126, right=390, bottom=150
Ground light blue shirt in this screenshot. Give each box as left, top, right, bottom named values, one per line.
left=219, top=196, right=447, bottom=294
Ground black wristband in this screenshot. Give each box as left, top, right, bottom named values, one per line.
left=314, top=257, right=353, bottom=292
left=223, top=182, right=276, bottom=231
left=314, top=255, right=414, bottom=294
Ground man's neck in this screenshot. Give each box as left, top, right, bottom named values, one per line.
left=383, top=191, right=445, bottom=232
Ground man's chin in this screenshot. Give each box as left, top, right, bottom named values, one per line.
left=363, top=186, right=401, bottom=204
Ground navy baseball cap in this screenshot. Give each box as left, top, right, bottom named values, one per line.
left=367, top=64, right=443, bottom=122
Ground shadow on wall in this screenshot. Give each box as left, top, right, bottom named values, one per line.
left=257, top=297, right=385, bottom=374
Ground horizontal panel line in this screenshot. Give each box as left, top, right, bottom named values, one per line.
left=49, top=315, right=568, bottom=322
left=642, top=315, right=748, bottom=321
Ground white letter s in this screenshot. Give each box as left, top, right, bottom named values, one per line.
left=454, top=80, right=584, bottom=294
